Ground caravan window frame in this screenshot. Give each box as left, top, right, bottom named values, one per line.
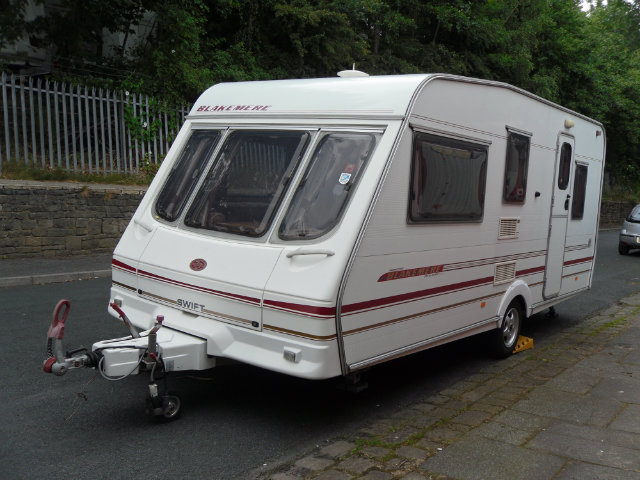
left=408, top=131, right=489, bottom=223
left=182, top=129, right=312, bottom=238
left=502, top=128, right=531, bottom=203
left=155, top=128, right=224, bottom=223
left=277, top=130, right=381, bottom=241
left=571, top=162, right=588, bottom=220
left=558, top=142, right=573, bottom=190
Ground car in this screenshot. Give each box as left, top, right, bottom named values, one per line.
left=619, top=203, right=640, bottom=255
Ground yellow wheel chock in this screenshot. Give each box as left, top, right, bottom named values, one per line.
left=512, top=335, right=534, bottom=354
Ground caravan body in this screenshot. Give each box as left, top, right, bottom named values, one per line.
left=108, top=74, right=606, bottom=380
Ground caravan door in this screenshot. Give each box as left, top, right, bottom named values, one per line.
left=543, top=134, right=575, bottom=298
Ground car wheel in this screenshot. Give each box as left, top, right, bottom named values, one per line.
left=619, top=242, right=630, bottom=255
left=492, top=299, right=522, bottom=358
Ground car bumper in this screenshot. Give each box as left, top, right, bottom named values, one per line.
left=620, top=232, right=640, bottom=246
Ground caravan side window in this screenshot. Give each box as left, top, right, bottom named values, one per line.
left=558, top=142, right=572, bottom=190
left=503, top=131, right=530, bottom=203
left=571, top=163, right=588, bottom=220
left=155, top=130, right=222, bottom=222
left=409, top=133, right=488, bottom=222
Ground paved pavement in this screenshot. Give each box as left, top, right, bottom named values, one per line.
left=0, top=253, right=112, bottom=287
left=253, top=293, right=640, bottom=480
left=2, top=254, right=639, bottom=479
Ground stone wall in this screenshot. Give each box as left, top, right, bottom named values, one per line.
left=0, top=180, right=146, bottom=259
left=599, top=200, right=637, bottom=227
left=0, top=180, right=635, bottom=259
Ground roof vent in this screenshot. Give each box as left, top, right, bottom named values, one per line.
left=338, top=65, right=369, bottom=78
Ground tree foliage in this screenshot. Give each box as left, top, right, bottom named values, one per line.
left=3, top=0, right=640, bottom=185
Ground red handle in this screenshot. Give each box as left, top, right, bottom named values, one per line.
left=110, top=302, right=125, bottom=319
left=47, top=299, right=70, bottom=340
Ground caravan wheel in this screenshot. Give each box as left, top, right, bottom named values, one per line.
left=161, top=394, right=181, bottom=420
left=492, top=300, right=522, bottom=358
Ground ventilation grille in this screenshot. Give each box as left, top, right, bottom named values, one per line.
left=494, top=262, right=516, bottom=285
left=499, top=217, right=520, bottom=239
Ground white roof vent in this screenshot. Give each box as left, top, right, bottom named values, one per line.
left=337, top=65, right=369, bottom=78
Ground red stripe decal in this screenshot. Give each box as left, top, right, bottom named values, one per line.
left=563, top=256, right=594, bottom=267
left=516, top=266, right=546, bottom=276
left=112, top=259, right=137, bottom=273
left=342, top=276, right=494, bottom=315
left=263, top=300, right=336, bottom=318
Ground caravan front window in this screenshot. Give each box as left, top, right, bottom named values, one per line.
left=279, top=132, right=380, bottom=240
left=155, top=130, right=222, bottom=222
left=184, top=130, right=310, bottom=237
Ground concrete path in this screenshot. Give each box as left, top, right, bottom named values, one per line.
left=0, top=253, right=112, bottom=287
left=256, top=292, right=640, bottom=480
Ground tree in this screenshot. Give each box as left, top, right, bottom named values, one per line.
left=0, top=0, right=29, bottom=52
left=27, top=0, right=147, bottom=67
left=581, top=0, right=640, bottom=185
left=3, top=0, right=639, bottom=187
left=132, top=0, right=211, bottom=102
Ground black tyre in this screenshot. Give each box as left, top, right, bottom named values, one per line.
left=492, top=299, right=523, bottom=358
left=161, top=394, right=181, bottom=421
left=619, top=242, right=630, bottom=255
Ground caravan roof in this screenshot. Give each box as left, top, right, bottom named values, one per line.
left=189, top=74, right=433, bottom=118
left=189, top=74, right=602, bottom=130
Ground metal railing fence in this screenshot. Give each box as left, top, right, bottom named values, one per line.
left=0, top=72, right=190, bottom=175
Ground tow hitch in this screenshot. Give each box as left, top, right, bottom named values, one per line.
left=43, top=300, right=99, bottom=375
left=42, top=299, right=193, bottom=421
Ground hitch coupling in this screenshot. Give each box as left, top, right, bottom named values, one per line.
left=43, top=299, right=99, bottom=375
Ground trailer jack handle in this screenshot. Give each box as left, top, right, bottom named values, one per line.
left=43, top=299, right=98, bottom=375
left=109, top=302, right=141, bottom=338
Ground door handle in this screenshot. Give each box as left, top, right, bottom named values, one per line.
left=564, top=194, right=571, bottom=210
left=286, top=249, right=335, bottom=258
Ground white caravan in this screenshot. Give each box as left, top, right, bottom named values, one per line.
left=44, top=74, right=606, bottom=418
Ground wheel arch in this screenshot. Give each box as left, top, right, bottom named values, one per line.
left=496, top=280, right=532, bottom=327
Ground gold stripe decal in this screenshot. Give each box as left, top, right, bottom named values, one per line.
left=263, top=324, right=337, bottom=341
left=140, top=290, right=253, bottom=326
left=112, top=280, right=136, bottom=292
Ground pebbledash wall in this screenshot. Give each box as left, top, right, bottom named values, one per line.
left=0, top=180, right=147, bottom=259
left=0, top=180, right=635, bottom=260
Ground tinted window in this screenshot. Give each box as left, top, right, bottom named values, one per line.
left=184, top=130, right=309, bottom=237
left=558, top=142, right=572, bottom=190
left=571, top=163, right=588, bottom=219
left=409, top=133, right=488, bottom=222
left=155, top=130, right=221, bottom=222
left=279, top=132, right=380, bottom=240
left=503, top=132, right=530, bottom=203
left=627, top=205, right=640, bottom=223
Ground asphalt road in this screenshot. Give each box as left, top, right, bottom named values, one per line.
left=0, top=231, right=638, bottom=480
